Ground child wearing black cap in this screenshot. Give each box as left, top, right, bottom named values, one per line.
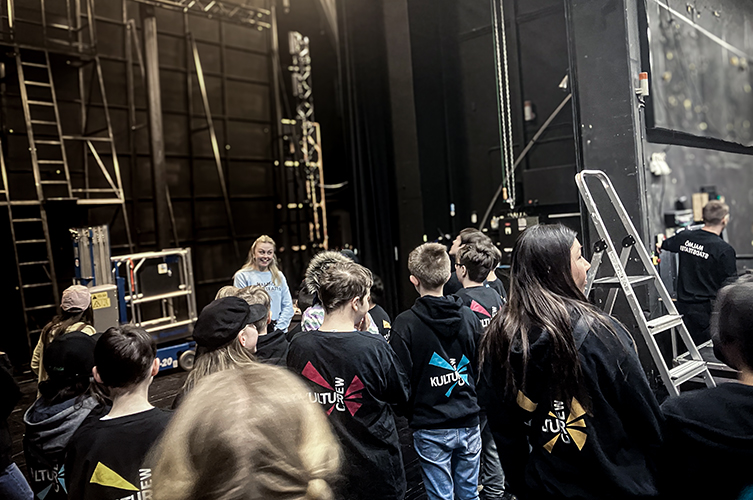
left=174, top=296, right=265, bottom=406
left=65, top=326, right=171, bottom=500
left=287, top=261, right=410, bottom=500
left=23, top=332, right=101, bottom=500
left=237, top=286, right=290, bottom=366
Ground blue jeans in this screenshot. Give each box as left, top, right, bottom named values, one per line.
left=479, top=414, right=506, bottom=499
left=0, top=463, right=34, bottom=500
left=413, top=426, right=482, bottom=500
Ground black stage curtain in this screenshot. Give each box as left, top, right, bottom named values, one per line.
left=337, top=0, right=401, bottom=317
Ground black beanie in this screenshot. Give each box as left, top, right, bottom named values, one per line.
left=193, top=297, right=258, bottom=351
left=44, top=331, right=97, bottom=382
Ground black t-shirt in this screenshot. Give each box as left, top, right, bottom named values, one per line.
left=455, top=286, right=503, bottom=329
left=369, top=304, right=392, bottom=340
left=65, top=407, right=172, bottom=500
left=485, top=278, right=507, bottom=301
left=660, top=382, right=753, bottom=499
left=255, top=328, right=289, bottom=366
left=661, top=228, right=736, bottom=303
left=287, top=330, right=410, bottom=500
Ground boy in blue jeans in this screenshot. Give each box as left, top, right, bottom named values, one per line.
left=391, top=242, right=484, bottom=500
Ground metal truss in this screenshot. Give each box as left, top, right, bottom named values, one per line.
left=131, top=0, right=271, bottom=29
left=287, top=31, right=328, bottom=249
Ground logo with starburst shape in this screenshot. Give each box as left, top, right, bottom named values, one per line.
left=541, top=398, right=587, bottom=453
left=428, top=352, right=470, bottom=397
left=302, top=361, right=364, bottom=416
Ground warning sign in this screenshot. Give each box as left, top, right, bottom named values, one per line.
left=91, top=292, right=111, bottom=310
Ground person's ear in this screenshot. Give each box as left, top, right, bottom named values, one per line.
left=267, top=311, right=272, bottom=324
left=239, top=329, right=247, bottom=347
left=409, top=275, right=419, bottom=287
left=93, top=366, right=103, bottom=384
left=151, top=358, right=159, bottom=376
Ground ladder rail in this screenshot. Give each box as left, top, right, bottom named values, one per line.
left=576, top=170, right=715, bottom=396
left=44, top=50, right=73, bottom=198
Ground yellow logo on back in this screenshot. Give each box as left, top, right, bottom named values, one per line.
left=89, top=462, right=138, bottom=491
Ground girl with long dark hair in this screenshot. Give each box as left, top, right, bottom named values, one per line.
left=479, top=224, right=663, bottom=499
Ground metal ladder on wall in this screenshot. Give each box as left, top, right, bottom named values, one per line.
left=576, top=170, right=716, bottom=397
left=0, top=135, right=60, bottom=353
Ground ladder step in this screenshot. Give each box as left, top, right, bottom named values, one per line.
left=25, top=304, right=57, bottom=312
left=669, top=360, right=708, bottom=386
left=24, top=81, right=51, bottom=88
left=62, top=135, right=111, bottom=142
left=19, top=260, right=49, bottom=266
left=37, top=160, right=65, bottom=164
left=27, top=100, right=54, bottom=107
left=12, top=218, right=42, bottom=222
left=592, top=276, right=655, bottom=288
left=40, top=180, right=69, bottom=185
left=35, top=140, right=62, bottom=145
left=16, top=239, right=46, bottom=244
left=31, top=120, right=57, bottom=126
left=22, top=282, right=52, bottom=289
left=646, top=314, right=684, bottom=334
left=21, top=62, right=48, bottom=68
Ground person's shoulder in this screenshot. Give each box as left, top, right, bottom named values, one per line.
left=289, top=329, right=316, bottom=348
left=662, top=383, right=753, bottom=417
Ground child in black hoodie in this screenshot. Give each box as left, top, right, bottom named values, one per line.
left=391, top=242, right=484, bottom=500
left=659, top=274, right=753, bottom=499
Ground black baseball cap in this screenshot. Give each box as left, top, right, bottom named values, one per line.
left=44, top=331, right=97, bottom=382
left=193, top=297, right=267, bottom=351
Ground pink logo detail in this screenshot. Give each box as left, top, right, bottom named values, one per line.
left=302, top=362, right=364, bottom=416
left=470, top=300, right=491, bottom=317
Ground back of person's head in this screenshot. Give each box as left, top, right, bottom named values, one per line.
left=481, top=224, right=601, bottom=409
left=370, top=274, right=385, bottom=306
left=41, top=285, right=94, bottom=346
left=459, top=227, right=489, bottom=246
left=304, top=251, right=352, bottom=295
left=408, top=243, right=451, bottom=289
left=150, top=364, right=340, bottom=500
left=457, top=242, right=497, bottom=283
left=703, top=200, right=730, bottom=226
left=318, top=261, right=373, bottom=314
left=38, top=331, right=97, bottom=404
left=714, top=274, right=753, bottom=371
left=215, top=285, right=239, bottom=299
left=182, top=297, right=262, bottom=395
left=237, top=286, right=272, bottom=331
left=94, top=325, right=156, bottom=390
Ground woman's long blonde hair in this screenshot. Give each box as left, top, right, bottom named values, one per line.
left=236, top=235, right=282, bottom=285
left=180, top=338, right=254, bottom=396
left=150, top=364, right=341, bottom=500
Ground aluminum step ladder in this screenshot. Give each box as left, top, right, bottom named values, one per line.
left=0, top=137, right=60, bottom=354
left=576, top=170, right=715, bottom=397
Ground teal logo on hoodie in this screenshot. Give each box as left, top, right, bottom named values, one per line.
left=428, top=353, right=470, bottom=397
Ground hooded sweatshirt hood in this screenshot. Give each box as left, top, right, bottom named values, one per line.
left=410, top=295, right=466, bottom=339
left=24, top=396, right=98, bottom=457
left=255, top=328, right=290, bottom=366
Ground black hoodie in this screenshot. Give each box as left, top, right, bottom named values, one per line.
left=390, top=295, right=483, bottom=429
left=255, top=328, right=289, bottom=366
left=455, top=285, right=503, bottom=329
left=659, top=383, right=753, bottom=499
left=478, top=316, right=663, bottom=500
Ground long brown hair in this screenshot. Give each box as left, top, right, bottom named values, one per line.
left=235, top=235, right=282, bottom=285
left=480, top=224, right=615, bottom=409
left=150, top=364, right=341, bottom=500
left=40, top=306, right=94, bottom=347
